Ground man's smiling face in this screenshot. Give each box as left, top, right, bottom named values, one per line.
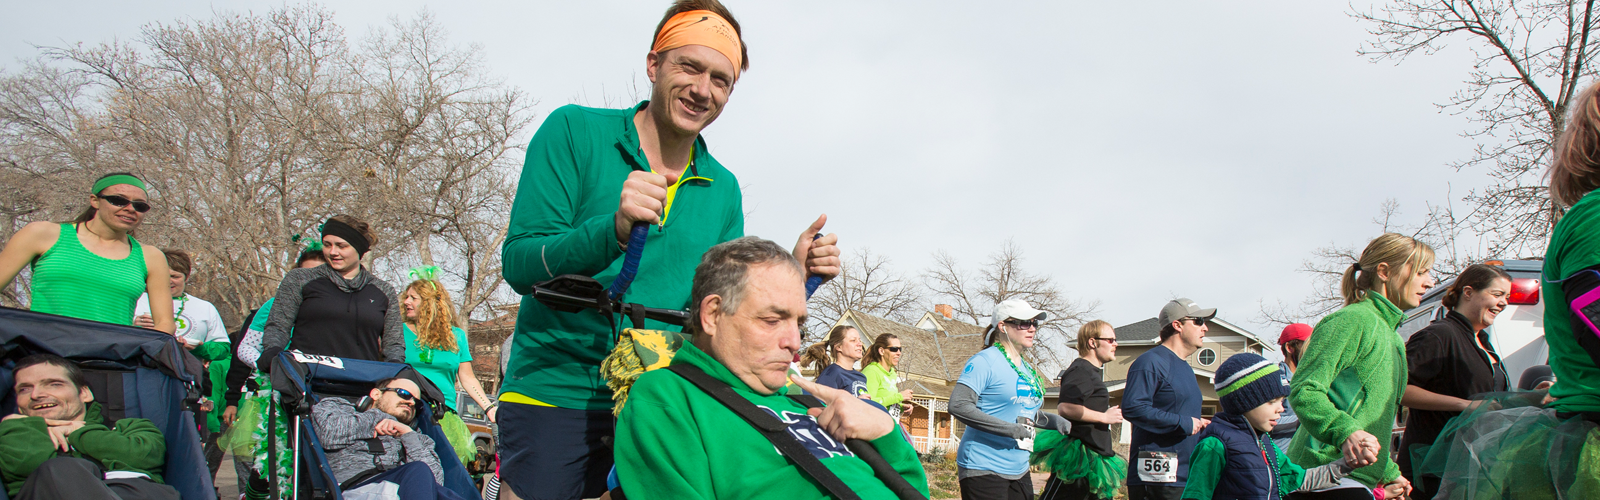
left=14, top=362, right=91, bottom=421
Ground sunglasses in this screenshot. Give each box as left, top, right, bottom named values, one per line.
left=1094, top=337, right=1118, bottom=344
left=97, top=194, right=151, bottom=213
left=1184, top=317, right=1207, bottom=327
left=378, top=387, right=416, bottom=401
left=886, top=346, right=903, bottom=353
left=1003, top=319, right=1039, bottom=329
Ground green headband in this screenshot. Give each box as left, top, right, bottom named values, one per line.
left=92, top=175, right=146, bottom=194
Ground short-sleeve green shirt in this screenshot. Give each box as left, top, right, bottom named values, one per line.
left=403, top=324, right=473, bottom=411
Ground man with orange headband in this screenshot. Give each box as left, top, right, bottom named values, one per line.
left=498, top=2, right=841, bottom=499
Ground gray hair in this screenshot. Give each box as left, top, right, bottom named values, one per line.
left=687, top=236, right=804, bottom=335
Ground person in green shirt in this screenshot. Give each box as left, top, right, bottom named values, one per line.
left=615, top=237, right=926, bottom=500
left=1407, top=81, right=1600, bottom=499
left=0, top=354, right=175, bottom=500
left=1286, top=233, right=1434, bottom=499
left=861, top=333, right=914, bottom=418
left=399, top=267, right=496, bottom=465
left=0, top=172, right=174, bottom=334
left=497, top=2, right=840, bottom=498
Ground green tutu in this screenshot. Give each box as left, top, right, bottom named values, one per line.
left=221, top=390, right=268, bottom=457
left=217, top=373, right=294, bottom=500
left=1412, top=391, right=1600, bottom=500
left=1030, top=429, right=1126, bottom=499
left=440, top=410, right=476, bottom=465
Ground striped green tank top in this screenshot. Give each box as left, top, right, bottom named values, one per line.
left=29, top=223, right=147, bottom=325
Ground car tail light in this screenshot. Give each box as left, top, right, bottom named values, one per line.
left=1509, top=278, right=1540, bottom=305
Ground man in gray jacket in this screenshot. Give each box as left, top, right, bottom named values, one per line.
left=311, top=376, right=462, bottom=500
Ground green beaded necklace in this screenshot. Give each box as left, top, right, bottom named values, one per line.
left=994, top=340, right=1043, bottom=396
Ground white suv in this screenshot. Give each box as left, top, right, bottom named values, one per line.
left=1396, top=259, right=1547, bottom=384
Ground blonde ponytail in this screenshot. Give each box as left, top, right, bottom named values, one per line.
left=1343, top=233, right=1436, bottom=306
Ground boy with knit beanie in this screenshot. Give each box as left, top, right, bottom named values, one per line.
left=1180, top=353, right=1362, bottom=500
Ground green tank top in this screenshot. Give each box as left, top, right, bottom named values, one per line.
left=29, top=223, right=147, bottom=325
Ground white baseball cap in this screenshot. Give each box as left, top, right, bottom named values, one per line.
left=992, top=299, right=1048, bottom=327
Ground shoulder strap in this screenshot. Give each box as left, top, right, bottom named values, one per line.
left=787, top=395, right=929, bottom=500
left=666, top=364, right=863, bottom=500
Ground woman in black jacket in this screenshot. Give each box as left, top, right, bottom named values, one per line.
left=258, top=215, right=403, bottom=364
left=1398, top=263, right=1512, bottom=499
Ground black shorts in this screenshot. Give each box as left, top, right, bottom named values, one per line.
left=498, top=402, right=614, bottom=500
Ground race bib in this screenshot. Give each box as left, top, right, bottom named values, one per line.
left=291, top=351, right=344, bottom=369
left=1136, top=451, right=1178, bottom=483
left=1016, top=417, right=1035, bottom=451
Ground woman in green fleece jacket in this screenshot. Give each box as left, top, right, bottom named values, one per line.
left=1286, top=233, right=1434, bottom=500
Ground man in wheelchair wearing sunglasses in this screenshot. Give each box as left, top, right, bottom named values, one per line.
left=310, top=376, right=465, bottom=500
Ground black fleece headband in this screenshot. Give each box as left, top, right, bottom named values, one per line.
left=321, top=219, right=370, bottom=256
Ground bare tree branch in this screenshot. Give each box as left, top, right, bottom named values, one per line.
left=923, top=240, right=1099, bottom=372
left=807, top=248, right=924, bottom=343
left=1352, top=0, right=1600, bottom=257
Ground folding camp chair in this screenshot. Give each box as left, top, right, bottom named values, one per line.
left=0, top=307, right=213, bottom=500
left=268, top=351, right=481, bottom=500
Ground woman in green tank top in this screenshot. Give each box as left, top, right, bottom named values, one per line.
left=0, top=173, right=174, bottom=332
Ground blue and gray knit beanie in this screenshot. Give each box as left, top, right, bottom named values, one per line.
left=1214, top=352, right=1289, bottom=415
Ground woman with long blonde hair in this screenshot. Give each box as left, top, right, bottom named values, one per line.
left=401, top=266, right=497, bottom=464
left=1286, top=233, right=1434, bottom=499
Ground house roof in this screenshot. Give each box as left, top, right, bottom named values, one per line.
left=904, top=379, right=954, bottom=399
left=1112, top=316, right=1274, bottom=352
left=841, top=310, right=983, bottom=382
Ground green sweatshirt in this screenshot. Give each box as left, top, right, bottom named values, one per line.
left=1286, top=293, right=1405, bottom=487
left=616, top=342, right=929, bottom=500
left=861, top=362, right=904, bottom=407
left=500, top=102, right=744, bottom=411
left=0, top=402, right=168, bottom=495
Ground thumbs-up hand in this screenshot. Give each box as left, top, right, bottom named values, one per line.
left=792, top=214, right=840, bottom=283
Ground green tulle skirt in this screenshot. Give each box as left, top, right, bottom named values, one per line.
left=1030, top=429, right=1126, bottom=499
left=218, top=373, right=293, bottom=499
left=1411, top=391, right=1600, bottom=500
left=439, top=411, right=476, bottom=465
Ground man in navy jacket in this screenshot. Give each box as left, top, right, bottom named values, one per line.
left=1123, top=299, right=1214, bottom=500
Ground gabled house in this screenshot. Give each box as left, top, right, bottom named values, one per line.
left=1108, top=317, right=1270, bottom=438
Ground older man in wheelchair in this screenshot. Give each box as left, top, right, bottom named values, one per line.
left=310, top=374, right=465, bottom=500
left=0, top=354, right=178, bottom=500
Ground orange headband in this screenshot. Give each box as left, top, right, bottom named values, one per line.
left=652, top=10, right=743, bottom=80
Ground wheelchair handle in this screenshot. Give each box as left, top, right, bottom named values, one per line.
left=608, top=222, right=827, bottom=301
left=608, top=222, right=650, bottom=301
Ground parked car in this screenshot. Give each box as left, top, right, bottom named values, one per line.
left=458, top=393, right=496, bottom=476
left=1397, top=258, right=1547, bottom=382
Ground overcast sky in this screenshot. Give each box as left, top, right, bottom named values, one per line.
left=3, top=1, right=1492, bottom=348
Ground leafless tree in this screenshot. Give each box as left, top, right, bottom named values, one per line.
left=0, top=5, right=532, bottom=327
left=923, top=240, right=1099, bottom=371
left=1353, top=0, right=1600, bottom=257
left=1260, top=199, right=1472, bottom=326
left=807, top=247, right=924, bottom=342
